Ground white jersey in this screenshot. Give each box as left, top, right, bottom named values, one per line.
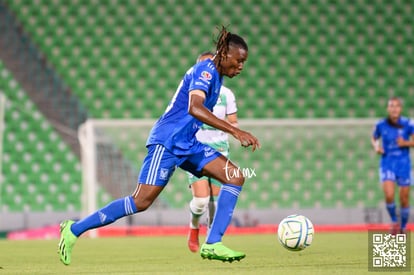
left=196, top=86, right=237, bottom=150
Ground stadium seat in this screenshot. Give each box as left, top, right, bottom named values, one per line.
left=2, top=0, right=414, bottom=210
left=0, top=61, right=82, bottom=211
left=6, top=0, right=409, bottom=119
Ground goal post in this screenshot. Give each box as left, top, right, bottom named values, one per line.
left=78, top=118, right=388, bottom=225
left=78, top=119, right=158, bottom=219
left=78, top=120, right=97, bottom=220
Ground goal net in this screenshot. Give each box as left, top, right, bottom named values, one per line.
left=79, top=118, right=385, bottom=219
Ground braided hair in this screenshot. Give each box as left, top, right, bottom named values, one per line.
left=214, top=26, right=248, bottom=68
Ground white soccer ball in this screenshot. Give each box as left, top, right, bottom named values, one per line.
left=277, top=214, right=314, bottom=251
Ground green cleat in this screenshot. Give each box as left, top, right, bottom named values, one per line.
left=200, top=242, right=246, bottom=263
left=57, top=220, right=77, bottom=265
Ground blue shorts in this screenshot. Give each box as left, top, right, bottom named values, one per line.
left=379, top=158, right=412, bottom=186
left=187, top=141, right=229, bottom=187
left=138, top=143, right=222, bottom=186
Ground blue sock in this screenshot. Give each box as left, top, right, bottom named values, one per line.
left=206, top=184, right=242, bottom=244
left=71, top=196, right=138, bottom=237
left=400, top=207, right=410, bottom=229
left=386, top=202, right=397, bottom=223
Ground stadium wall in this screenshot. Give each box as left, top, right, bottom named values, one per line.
left=0, top=206, right=405, bottom=232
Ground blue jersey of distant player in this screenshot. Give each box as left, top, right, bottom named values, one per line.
left=372, top=117, right=414, bottom=186
left=147, top=59, right=223, bottom=155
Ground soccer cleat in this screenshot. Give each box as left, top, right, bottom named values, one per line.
left=187, top=228, right=200, bottom=252
left=200, top=242, right=245, bottom=263
left=58, top=220, right=77, bottom=265
left=389, top=222, right=399, bottom=236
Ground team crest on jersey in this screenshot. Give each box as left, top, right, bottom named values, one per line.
left=201, top=71, right=212, bottom=81
left=159, top=168, right=169, bottom=180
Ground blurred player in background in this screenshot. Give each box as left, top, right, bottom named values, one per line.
left=58, top=26, right=260, bottom=265
left=187, top=51, right=239, bottom=253
left=371, top=97, right=414, bottom=234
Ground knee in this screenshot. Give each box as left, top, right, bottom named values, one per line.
left=401, top=197, right=410, bottom=208
left=228, top=175, right=245, bottom=186
left=384, top=191, right=394, bottom=203
left=190, top=196, right=210, bottom=215
left=385, top=196, right=394, bottom=204
left=132, top=197, right=152, bottom=212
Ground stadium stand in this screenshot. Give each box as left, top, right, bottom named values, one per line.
left=0, top=0, right=413, bottom=212
left=4, top=0, right=413, bottom=119
left=0, top=61, right=81, bottom=211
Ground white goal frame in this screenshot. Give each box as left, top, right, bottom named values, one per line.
left=78, top=119, right=155, bottom=215
left=78, top=118, right=379, bottom=219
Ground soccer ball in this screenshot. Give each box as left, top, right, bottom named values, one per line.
left=277, top=214, right=314, bottom=251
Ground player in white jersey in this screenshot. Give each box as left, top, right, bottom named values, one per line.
left=187, top=52, right=239, bottom=252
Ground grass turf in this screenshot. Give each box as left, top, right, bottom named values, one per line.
left=0, top=232, right=411, bottom=274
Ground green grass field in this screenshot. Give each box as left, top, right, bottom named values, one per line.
left=0, top=233, right=411, bottom=274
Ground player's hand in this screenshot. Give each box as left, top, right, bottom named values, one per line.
left=374, top=146, right=384, bottom=155
left=372, top=139, right=384, bottom=154
left=396, top=136, right=407, bottom=147
left=233, top=129, right=260, bottom=152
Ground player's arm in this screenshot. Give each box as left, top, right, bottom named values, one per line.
left=397, top=120, right=414, bottom=147
left=371, top=136, right=384, bottom=154
left=371, top=124, right=383, bottom=154
left=188, top=90, right=260, bottom=151
left=227, top=113, right=238, bottom=128
left=396, top=134, right=414, bottom=147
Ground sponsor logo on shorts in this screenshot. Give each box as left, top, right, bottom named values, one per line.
left=204, top=147, right=216, bottom=157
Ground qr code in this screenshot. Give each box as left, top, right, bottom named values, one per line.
left=372, top=233, right=407, bottom=268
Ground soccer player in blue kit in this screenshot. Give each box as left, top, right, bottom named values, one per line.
left=58, top=26, right=260, bottom=265
left=371, top=97, right=414, bottom=234
left=186, top=51, right=239, bottom=253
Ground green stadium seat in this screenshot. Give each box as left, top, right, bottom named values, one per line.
left=0, top=61, right=82, bottom=212
left=3, top=0, right=414, bottom=210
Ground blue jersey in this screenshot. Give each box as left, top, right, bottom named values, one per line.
left=372, top=117, right=414, bottom=161
left=146, top=59, right=223, bottom=155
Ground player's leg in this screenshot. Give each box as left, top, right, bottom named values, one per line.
left=58, top=194, right=141, bottom=265
left=58, top=144, right=176, bottom=265
left=180, top=145, right=245, bottom=262
left=202, top=155, right=244, bottom=237
left=399, top=186, right=410, bottom=233
left=187, top=176, right=221, bottom=252
left=187, top=177, right=221, bottom=252
left=383, top=180, right=398, bottom=234
left=68, top=145, right=171, bottom=236
left=380, top=167, right=399, bottom=234
left=200, top=155, right=246, bottom=262
left=396, top=165, right=411, bottom=234
left=206, top=144, right=229, bottom=229
left=207, top=180, right=221, bottom=228
left=187, top=178, right=210, bottom=252
left=189, top=178, right=210, bottom=229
